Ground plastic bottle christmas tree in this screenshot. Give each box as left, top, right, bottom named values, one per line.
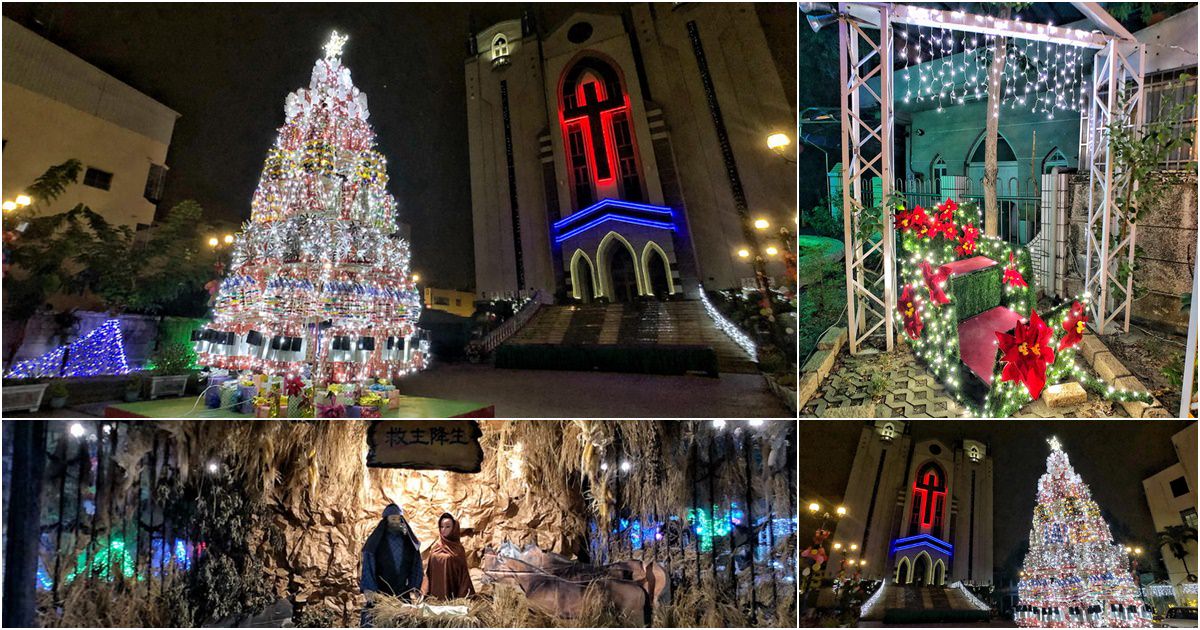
left=196, top=32, right=424, bottom=384
left=1016, top=437, right=1148, bottom=627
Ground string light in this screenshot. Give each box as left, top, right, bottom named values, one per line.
left=5, top=320, right=132, bottom=379
left=898, top=22, right=1088, bottom=118
left=699, top=285, right=757, bottom=360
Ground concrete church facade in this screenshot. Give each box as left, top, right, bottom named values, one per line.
left=466, top=5, right=795, bottom=301
left=836, top=421, right=995, bottom=587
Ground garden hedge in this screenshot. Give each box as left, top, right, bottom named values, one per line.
left=950, top=265, right=1002, bottom=322
left=495, top=343, right=719, bottom=376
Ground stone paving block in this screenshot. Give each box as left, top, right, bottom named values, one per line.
left=818, top=404, right=876, bottom=418
left=1114, top=375, right=1165, bottom=418
left=1044, top=382, right=1087, bottom=408
left=803, top=349, right=838, bottom=377
left=798, top=372, right=823, bottom=407
left=1078, top=334, right=1107, bottom=364
left=1092, top=351, right=1131, bottom=383
left=817, top=327, right=848, bottom=351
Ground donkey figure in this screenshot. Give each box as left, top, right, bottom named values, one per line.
left=481, top=542, right=669, bottom=626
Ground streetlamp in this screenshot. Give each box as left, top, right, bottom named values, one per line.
left=801, top=501, right=848, bottom=616
left=1125, top=544, right=1148, bottom=609
left=766, top=132, right=795, bottom=164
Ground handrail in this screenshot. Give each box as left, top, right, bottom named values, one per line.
left=475, top=290, right=550, bottom=356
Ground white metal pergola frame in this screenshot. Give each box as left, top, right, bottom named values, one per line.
left=833, top=2, right=1145, bottom=354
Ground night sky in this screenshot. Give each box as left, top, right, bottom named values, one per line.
left=799, top=420, right=1195, bottom=579
left=2, top=3, right=654, bottom=291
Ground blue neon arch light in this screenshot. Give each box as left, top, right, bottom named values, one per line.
left=553, top=198, right=676, bottom=243
left=890, top=533, right=954, bottom=556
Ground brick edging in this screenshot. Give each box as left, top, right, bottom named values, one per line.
left=1076, top=333, right=1168, bottom=418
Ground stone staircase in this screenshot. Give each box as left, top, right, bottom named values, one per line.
left=861, top=582, right=990, bottom=622
left=504, top=300, right=758, bottom=374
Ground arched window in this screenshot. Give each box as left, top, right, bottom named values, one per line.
left=491, top=33, right=510, bottom=60
left=880, top=422, right=895, bottom=441
left=559, top=55, right=644, bottom=208
left=968, top=445, right=981, bottom=463
left=1042, top=148, right=1069, bottom=174
left=908, top=461, right=947, bottom=537
left=931, top=155, right=947, bottom=195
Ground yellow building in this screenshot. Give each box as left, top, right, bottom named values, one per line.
left=2, top=17, right=179, bottom=228
left=423, top=287, right=477, bottom=318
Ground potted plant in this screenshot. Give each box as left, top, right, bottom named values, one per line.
left=147, top=342, right=194, bottom=399
left=47, top=380, right=69, bottom=409
left=124, top=374, right=143, bottom=402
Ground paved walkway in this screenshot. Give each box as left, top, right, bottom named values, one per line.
left=801, top=346, right=1121, bottom=418
left=399, top=363, right=791, bottom=418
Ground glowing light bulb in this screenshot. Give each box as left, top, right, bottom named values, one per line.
left=69, top=423, right=86, bottom=438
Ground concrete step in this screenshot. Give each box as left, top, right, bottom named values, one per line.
left=501, top=300, right=758, bottom=374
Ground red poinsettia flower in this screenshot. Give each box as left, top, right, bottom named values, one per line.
left=941, top=198, right=959, bottom=214
left=1058, top=301, right=1089, bottom=352
left=919, top=261, right=951, bottom=305
left=995, top=310, right=1056, bottom=400
left=894, top=204, right=931, bottom=236
left=955, top=222, right=980, bottom=257
left=899, top=285, right=923, bottom=339
left=1002, top=252, right=1028, bottom=287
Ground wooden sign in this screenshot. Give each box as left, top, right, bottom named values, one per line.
left=366, top=420, right=484, bottom=473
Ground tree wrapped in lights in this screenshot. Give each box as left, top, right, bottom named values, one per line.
left=1016, top=437, right=1149, bottom=627
left=892, top=196, right=1152, bottom=417
left=197, top=32, right=424, bottom=384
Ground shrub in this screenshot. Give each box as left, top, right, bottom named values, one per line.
left=149, top=341, right=195, bottom=375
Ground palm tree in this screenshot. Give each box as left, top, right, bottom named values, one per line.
left=1155, top=524, right=1198, bottom=581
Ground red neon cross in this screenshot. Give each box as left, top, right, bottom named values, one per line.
left=562, top=77, right=626, bottom=183
left=913, top=469, right=945, bottom=528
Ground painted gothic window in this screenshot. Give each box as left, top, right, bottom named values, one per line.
left=559, top=56, right=644, bottom=209
left=908, top=462, right=947, bottom=538
left=491, top=34, right=510, bottom=60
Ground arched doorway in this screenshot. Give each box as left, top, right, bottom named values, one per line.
left=895, top=556, right=912, bottom=584
left=933, top=559, right=946, bottom=586
left=644, top=243, right=672, bottom=299
left=913, top=553, right=930, bottom=586
left=570, top=250, right=596, bottom=303
left=609, top=245, right=638, bottom=302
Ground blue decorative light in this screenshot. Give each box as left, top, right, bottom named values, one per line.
left=6, top=319, right=132, bottom=379
left=890, top=533, right=954, bottom=556
left=552, top=198, right=674, bottom=230
left=555, top=214, right=676, bottom=243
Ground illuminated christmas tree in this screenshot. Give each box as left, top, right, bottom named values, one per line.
left=197, top=32, right=424, bottom=384
left=1016, top=437, right=1149, bottom=627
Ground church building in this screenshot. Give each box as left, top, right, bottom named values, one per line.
left=465, top=4, right=795, bottom=301
left=835, top=421, right=994, bottom=587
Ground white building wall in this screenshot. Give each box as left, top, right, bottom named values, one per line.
left=2, top=18, right=178, bottom=229
left=1143, top=423, right=1199, bottom=604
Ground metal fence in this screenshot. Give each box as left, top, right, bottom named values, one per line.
left=897, top=178, right=1043, bottom=247
left=592, top=423, right=798, bottom=624
left=1144, top=67, right=1198, bottom=172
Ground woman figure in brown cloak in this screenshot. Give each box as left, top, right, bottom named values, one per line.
left=422, top=512, right=476, bottom=600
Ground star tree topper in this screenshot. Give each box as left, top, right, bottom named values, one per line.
left=1047, top=436, right=1061, bottom=451
left=323, top=31, right=349, bottom=58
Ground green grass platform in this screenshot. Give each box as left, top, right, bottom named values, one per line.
left=104, top=395, right=494, bottom=418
